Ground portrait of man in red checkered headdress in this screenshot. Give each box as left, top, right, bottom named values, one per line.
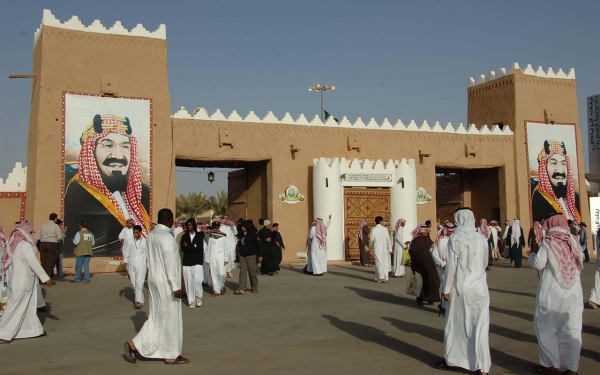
left=531, top=139, right=581, bottom=223
left=64, top=114, right=150, bottom=257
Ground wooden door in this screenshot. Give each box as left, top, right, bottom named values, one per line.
left=344, top=188, right=390, bottom=261
left=436, top=171, right=463, bottom=224
left=227, top=169, right=247, bottom=220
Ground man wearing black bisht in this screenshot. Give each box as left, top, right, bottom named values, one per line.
left=409, top=225, right=441, bottom=306
left=258, top=220, right=275, bottom=276
left=271, top=223, right=285, bottom=273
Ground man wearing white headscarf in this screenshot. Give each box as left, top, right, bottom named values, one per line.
left=307, top=215, right=331, bottom=276
left=430, top=221, right=455, bottom=314
left=529, top=214, right=583, bottom=375
left=391, top=219, right=407, bottom=277
left=0, top=221, right=54, bottom=343
left=507, top=218, right=525, bottom=268
left=436, top=208, right=491, bottom=374
left=369, top=216, right=392, bottom=283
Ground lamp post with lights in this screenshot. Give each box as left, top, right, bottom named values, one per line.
left=308, top=84, right=336, bottom=121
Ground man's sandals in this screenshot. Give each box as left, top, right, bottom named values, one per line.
left=234, top=289, right=245, bottom=295
left=534, top=365, right=578, bottom=375
left=124, top=342, right=137, bottom=363
left=164, top=356, right=189, bottom=365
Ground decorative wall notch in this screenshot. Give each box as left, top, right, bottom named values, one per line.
left=219, top=131, right=233, bottom=148
left=101, top=74, right=117, bottom=97
left=290, top=144, right=300, bottom=153
left=465, top=143, right=476, bottom=157
left=347, top=136, right=361, bottom=152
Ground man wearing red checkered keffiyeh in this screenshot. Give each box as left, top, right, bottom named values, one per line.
left=64, top=114, right=150, bottom=257
left=531, top=139, right=581, bottom=224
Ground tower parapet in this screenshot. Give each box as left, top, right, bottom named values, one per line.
left=468, top=62, right=575, bottom=88
left=34, top=9, right=166, bottom=46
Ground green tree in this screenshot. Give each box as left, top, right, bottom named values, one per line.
left=175, top=192, right=207, bottom=219
left=205, top=190, right=228, bottom=217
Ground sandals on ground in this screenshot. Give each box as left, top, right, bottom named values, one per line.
left=164, top=356, right=189, bottom=365
left=234, top=289, right=245, bottom=295
left=124, top=341, right=137, bottom=364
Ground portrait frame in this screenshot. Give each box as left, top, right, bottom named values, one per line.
left=61, top=91, right=153, bottom=253
left=524, top=120, right=580, bottom=225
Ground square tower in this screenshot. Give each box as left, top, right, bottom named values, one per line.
left=468, top=64, right=587, bottom=227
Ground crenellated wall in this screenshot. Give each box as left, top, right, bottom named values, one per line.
left=0, top=162, right=27, bottom=192
left=0, top=162, right=27, bottom=227
left=173, top=106, right=514, bottom=136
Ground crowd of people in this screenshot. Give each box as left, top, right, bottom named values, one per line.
left=0, top=207, right=598, bottom=374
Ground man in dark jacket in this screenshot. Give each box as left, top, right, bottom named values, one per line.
left=180, top=218, right=205, bottom=308
left=235, top=221, right=261, bottom=294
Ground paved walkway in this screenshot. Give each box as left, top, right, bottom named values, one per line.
left=2, top=259, right=599, bottom=374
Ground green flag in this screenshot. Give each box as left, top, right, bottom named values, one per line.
left=324, top=110, right=339, bottom=123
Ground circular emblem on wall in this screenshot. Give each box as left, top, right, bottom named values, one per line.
left=416, top=187, right=432, bottom=205
left=279, top=185, right=305, bottom=204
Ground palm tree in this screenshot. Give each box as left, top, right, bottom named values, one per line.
left=175, top=192, right=207, bottom=219
left=205, top=190, right=228, bottom=217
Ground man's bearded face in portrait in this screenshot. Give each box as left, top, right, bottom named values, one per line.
left=546, top=153, right=568, bottom=198
left=95, top=133, right=131, bottom=192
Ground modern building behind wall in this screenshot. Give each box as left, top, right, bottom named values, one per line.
left=10, top=9, right=590, bottom=271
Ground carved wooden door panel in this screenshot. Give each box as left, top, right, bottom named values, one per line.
left=436, top=172, right=463, bottom=224
left=344, top=188, right=390, bottom=261
left=228, top=169, right=247, bottom=220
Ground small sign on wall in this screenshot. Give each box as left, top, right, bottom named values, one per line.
left=279, top=185, right=305, bottom=204
left=416, top=187, right=432, bottom=204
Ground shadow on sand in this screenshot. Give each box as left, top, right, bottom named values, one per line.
left=322, top=315, right=441, bottom=371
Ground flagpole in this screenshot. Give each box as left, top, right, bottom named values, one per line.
left=308, top=84, right=336, bottom=122
left=321, top=90, right=324, bottom=121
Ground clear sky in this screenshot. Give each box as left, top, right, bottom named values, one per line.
left=1, top=1, right=600, bottom=196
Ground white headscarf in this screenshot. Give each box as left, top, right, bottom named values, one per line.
left=510, top=219, right=521, bottom=246
left=448, top=208, right=478, bottom=295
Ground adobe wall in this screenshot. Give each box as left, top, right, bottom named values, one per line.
left=172, top=115, right=515, bottom=261
left=0, top=163, right=28, bottom=229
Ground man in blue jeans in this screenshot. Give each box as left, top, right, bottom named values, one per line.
left=71, top=221, right=95, bottom=283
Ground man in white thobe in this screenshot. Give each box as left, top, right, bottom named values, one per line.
left=437, top=208, right=491, bottom=374
left=370, top=216, right=392, bottom=282
left=307, top=215, right=331, bottom=276
left=0, top=221, right=54, bottom=343
left=529, top=214, right=583, bottom=375
left=125, top=209, right=188, bottom=365
left=220, top=219, right=236, bottom=278
left=119, top=219, right=135, bottom=252
left=123, top=225, right=148, bottom=309
left=587, top=228, right=600, bottom=309
left=431, top=221, right=455, bottom=312
left=207, top=222, right=228, bottom=296
left=392, top=219, right=407, bottom=277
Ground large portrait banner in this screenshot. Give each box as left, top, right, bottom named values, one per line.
left=63, top=93, right=152, bottom=257
left=526, top=121, right=581, bottom=224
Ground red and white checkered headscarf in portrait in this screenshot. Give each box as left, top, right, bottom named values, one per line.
left=540, top=214, right=584, bottom=290
left=2, top=220, right=36, bottom=271
left=537, top=140, right=579, bottom=223
left=78, top=114, right=147, bottom=236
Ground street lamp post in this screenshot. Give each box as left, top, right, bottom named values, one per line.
left=308, top=84, right=336, bottom=121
